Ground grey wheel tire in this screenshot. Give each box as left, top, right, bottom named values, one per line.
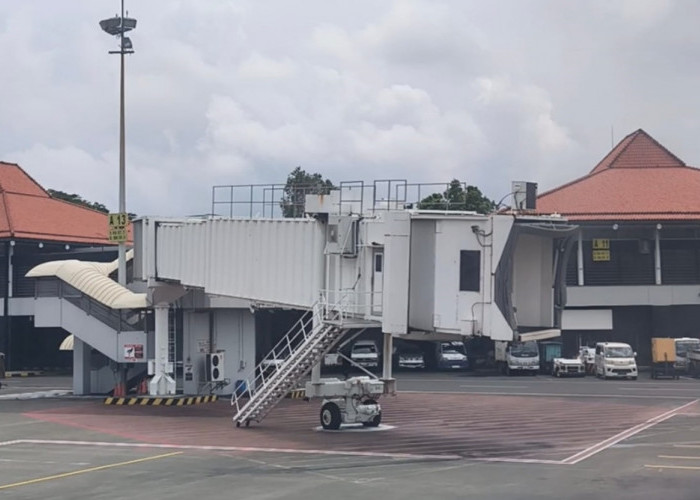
left=320, top=402, right=342, bottom=430
left=361, top=399, right=381, bottom=427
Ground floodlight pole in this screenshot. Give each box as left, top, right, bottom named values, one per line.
left=101, top=0, right=135, bottom=287
left=117, top=0, right=127, bottom=287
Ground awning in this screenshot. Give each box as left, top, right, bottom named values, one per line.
left=59, top=334, right=74, bottom=351
left=26, top=249, right=147, bottom=309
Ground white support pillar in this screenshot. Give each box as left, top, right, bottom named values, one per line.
left=381, top=332, right=395, bottom=394
left=149, top=304, right=176, bottom=395
left=72, top=337, right=91, bottom=396
left=577, top=231, right=584, bottom=286
left=654, top=226, right=662, bottom=285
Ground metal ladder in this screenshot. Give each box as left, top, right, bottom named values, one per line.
left=231, top=302, right=346, bottom=427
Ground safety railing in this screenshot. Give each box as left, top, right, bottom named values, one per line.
left=230, top=295, right=357, bottom=421
left=319, top=289, right=382, bottom=321
left=231, top=302, right=322, bottom=414
left=35, top=278, right=146, bottom=333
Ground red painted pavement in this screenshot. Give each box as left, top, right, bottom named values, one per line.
left=22, top=393, right=675, bottom=460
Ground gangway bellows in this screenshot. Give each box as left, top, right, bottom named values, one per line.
left=231, top=302, right=350, bottom=427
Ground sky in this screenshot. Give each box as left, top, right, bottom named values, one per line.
left=1, top=0, right=698, bottom=217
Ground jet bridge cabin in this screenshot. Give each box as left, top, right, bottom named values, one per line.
left=381, top=211, right=577, bottom=342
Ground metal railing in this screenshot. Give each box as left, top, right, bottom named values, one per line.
left=211, top=180, right=485, bottom=219
left=35, top=278, right=146, bottom=333
left=319, top=289, right=382, bottom=321
left=230, top=301, right=326, bottom=415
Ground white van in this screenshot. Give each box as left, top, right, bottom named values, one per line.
left=594, top=342, right=637, bottom=380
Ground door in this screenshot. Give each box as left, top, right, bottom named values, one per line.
left=371, top=250, right=384, bottom=316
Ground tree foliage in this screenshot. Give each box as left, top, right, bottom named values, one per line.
left=417, top=179, right=495, bottom=214
left=280, top=167, right=335, bottom=218
left=48, top=189, right=110, bottom=214
left=48, top=189, right=137, bottom=219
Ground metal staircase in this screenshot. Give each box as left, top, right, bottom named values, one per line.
left=231, top=302, right=347, bottom=427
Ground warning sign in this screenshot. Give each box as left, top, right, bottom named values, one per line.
left=109, top=212, right=129, bottom=242
left=124, top=344, right=144, bottom=361
left=592, top=249, right=610, bottom=262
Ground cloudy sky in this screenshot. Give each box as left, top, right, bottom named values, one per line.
left=0, top=0, right=697, bottom=217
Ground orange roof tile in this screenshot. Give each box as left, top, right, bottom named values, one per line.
left=538, top=130, right=700, bottom=222
left=589, top=129, right=685, bottom=174
left=0, top=161, right=119, bottom=245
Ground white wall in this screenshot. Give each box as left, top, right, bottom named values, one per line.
left=567, top=284, right=700, bottom=307
left=182, top=308, right=255, bottom=396
left=432, top=218, right=488, bottom=334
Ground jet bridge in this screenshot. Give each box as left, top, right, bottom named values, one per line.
left=132, top=184, right=576, bottom=426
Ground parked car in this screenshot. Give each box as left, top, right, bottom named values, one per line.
left=393, top=342, right=425, bottom=370
left=350, top=340, right=380, bottom=370
left=433, top=341, right=469, bottom=370
left=595, top=342, right=637, bottom=380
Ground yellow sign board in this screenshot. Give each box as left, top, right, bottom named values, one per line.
left=592, top=239, right=610, bottom=250
left=108, top=212, right=129, bottom=242
left=592, top=249, right=610, bottom=262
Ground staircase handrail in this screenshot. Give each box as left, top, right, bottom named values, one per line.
left=230, top=295, right=350, bottom=420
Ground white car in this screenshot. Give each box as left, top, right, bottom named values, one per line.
left=595, top=342, right=638, bottom=380
left=350, top=340, right=380, bottom=369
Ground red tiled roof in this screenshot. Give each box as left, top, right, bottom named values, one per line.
left=0, top=161, right=117, bottom=245
left=589, top=128, right=685, bottom=174
left=538, top=129, right=700, bottom=222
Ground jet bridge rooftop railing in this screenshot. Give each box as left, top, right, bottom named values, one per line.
left=211, top=180, right=485, bottom=219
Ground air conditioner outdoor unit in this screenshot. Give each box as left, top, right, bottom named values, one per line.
left=206, top=352, right=225, bottom=382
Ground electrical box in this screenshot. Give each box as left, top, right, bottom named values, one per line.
left=511, top=181, right=538, bottom=210
left=206, top=352, right=225, bottom=382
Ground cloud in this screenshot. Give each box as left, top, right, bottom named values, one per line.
left=0, top=0, right=699, bottom=217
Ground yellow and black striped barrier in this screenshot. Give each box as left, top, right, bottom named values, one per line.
left=286, top=388, right=306, bottom=399
left=5, top=371, right=43, bottom=378
left=104, top=395, right=218, bottom=406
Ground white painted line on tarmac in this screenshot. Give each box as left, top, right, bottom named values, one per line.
left=561, top=399, right=698, bottom=465
left=658, top=455, right=700, bottom=460
left=644, top=464, right=700, bottom=471
left=459, top=385, right=532, bottom=389
left=619, top=387, right=700, bottom=392
left=402, top=390, right=694, bottom=400
left=11, top=439, right=461, bottom=461
left=477, top=457, right=563, bottom=465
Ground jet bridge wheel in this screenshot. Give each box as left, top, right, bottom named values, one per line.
left=361, top=399, right=382, bottom=427
left=320, top=402, right=342, bottom=430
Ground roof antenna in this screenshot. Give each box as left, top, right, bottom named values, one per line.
left=611, top=125, right=614, bottom=148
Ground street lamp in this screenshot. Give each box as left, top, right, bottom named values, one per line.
left=100, top=1, right=136, bottom=287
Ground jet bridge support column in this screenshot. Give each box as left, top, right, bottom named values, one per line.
left=381, top=332, right=396, bottom=394
left=149, top=304, right=176, bottom=395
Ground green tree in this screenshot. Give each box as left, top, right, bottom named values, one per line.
left=417, top=179, right=495, bottom=214
left=48, top=189, right=137, bottom=219
left=48, top=189, right=110, bottom=213
left=280, top=167, right=335, bottom=218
